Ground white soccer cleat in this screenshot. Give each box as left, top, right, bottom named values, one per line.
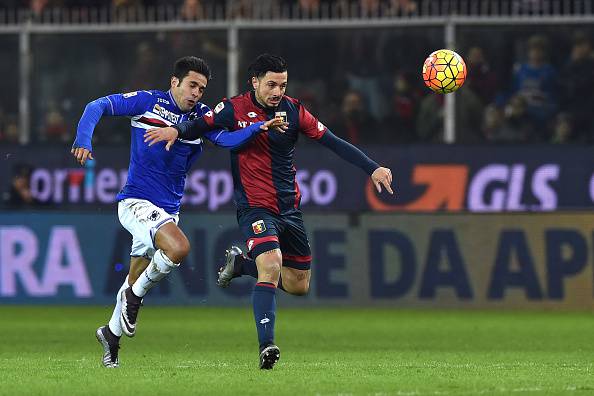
left=120, top=287, right=143, bottom=337
left=95, top=326, right=119, bottom=368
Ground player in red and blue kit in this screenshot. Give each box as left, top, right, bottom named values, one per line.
left=71, top=56, right=284, bottom=368
left=143, top=54, right=393, bottom=369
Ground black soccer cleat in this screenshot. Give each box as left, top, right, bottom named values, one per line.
left=120, top=287, right=143, bottom=337
left=217, top=246, right=243, bottom=288
left=259, top=344, right=280, bottom=370
left=95, top=325, right=120, bottom=368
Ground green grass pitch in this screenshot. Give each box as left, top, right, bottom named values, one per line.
left=1, top=306, right=593, bottom=395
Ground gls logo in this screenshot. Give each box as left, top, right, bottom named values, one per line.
left=367, top=163, right=560, bottom=212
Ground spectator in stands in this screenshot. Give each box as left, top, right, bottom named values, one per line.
left=43, top=106, right=70, bottom=143
left=328, top=90, right=380, bottom=144
left=417, top=87, right=484, bottom=143
left=0, top=117, right=20, bottom=144
left=559, top=31, right=594, bottom=143
left=465, top=46, right=498, bottom=105
left=359, top=0, right=381, bottom=16
left=179, top=0, right=205, bottom=20
left=382, top=70, right=418, bottom=143
left=484, top=95, right=537, bottom=143
left=2, top=164, right=39, bottom=207
left=387, top=0, right=418, bottom=16
left=550, top=112, right=575, bottom=144
left=508, top=35, right=557, bottom=131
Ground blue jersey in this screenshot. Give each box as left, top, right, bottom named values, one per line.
left=73, top=89, right=264, bottom=214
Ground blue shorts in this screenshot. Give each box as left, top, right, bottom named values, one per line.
left=237, top=208, right=312, bottom=270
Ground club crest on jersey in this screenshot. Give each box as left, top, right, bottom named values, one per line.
left=252, top=220, right=266, bottom=234
left=275, top=111, right=288, bottom=123
left=214, top=102, right=225, bottom=114
left=148, top=210, right=161, bottom=222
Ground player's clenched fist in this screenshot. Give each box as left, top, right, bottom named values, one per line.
left=371, top=167, right=394, bottom=194
left=71, top=147, right=94, bottom=165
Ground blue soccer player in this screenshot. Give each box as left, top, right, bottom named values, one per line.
left=71, top=56, right=285, bottom=368
left=143, top=54, right=393, bottom=369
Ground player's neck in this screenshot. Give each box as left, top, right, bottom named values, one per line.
left=251, top=90, right=274, bottom=110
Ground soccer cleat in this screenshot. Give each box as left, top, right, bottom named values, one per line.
left=217, top=246, right=243, bottom=288
left=95, top=325, right=120, bottom=368
left=120, top=287, right=143, bottom=337
left=259, top=344, right=280, bottom=370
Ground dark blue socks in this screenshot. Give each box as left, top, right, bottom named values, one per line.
left=252, top=282, right=276, bottom=350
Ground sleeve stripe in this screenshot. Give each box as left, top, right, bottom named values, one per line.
left=106, top=96, right=114, bottom=115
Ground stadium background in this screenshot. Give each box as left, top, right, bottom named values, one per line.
left=1, top=1, right=594, bottom=394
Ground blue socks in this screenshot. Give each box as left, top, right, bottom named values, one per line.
left=253, top=282, right=276, bottom=349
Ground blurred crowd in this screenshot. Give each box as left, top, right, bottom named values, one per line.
left=0, top=2, right=593, bottom=145
left=0, top=0, right=584, bottom=20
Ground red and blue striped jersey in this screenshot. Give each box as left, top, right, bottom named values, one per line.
left=204, top=91, right=327, bottom=214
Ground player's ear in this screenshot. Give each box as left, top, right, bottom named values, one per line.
left=251, top=76, right=259, bottom=90
left=171, top=76, right=179, bottom=89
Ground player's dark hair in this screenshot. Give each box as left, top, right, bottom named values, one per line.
left=173, top=56, right=211, bottom=82
left=247, top=54, right=288, bottom=79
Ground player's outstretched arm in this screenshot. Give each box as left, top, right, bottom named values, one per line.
left=71, top=97, right=113, bottom=165
left=143, top=117, right=213, bottom=150
left=317, top=129, right=394, bottom=194
left=204, top=117, right=287, bottom=149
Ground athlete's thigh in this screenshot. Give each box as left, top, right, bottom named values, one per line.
left=281, top=266, right=311, bottom=286
left=118, top=198, right=179, bottom=256
left=237, top=208, right=281, bottom=260
left=278, top=211, right=312, bottom=271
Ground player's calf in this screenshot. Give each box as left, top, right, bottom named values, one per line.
left=122, top=249, right=180, bottom=337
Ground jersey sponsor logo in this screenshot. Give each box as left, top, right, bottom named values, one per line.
left=247, top=111, right=258, bottom=118
left=252, top=220, right=266, bottom=234
left=317, top=121, right=325, bottom=131
left=157, top=98, right=170, bottom=105
left=152, top=104, right=180, bottom=124
left=237, top=121, right=258, bottom=128
left=123, top=91, right=138, bottom=98
left=275, top=111, right=287, bottom=123
left=214, top=102, right=225, bottom=114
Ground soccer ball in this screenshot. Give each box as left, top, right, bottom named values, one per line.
left=422, top=49, right=467, bottom=94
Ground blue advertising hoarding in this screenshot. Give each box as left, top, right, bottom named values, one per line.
left=1, top=212, right=593, bottom=308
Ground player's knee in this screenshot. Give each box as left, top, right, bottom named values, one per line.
left=260, top=260, right=281, bottom=278
left=258, top=251, right=282, bottom=278
left=164, top=236, right=190, bottom=264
